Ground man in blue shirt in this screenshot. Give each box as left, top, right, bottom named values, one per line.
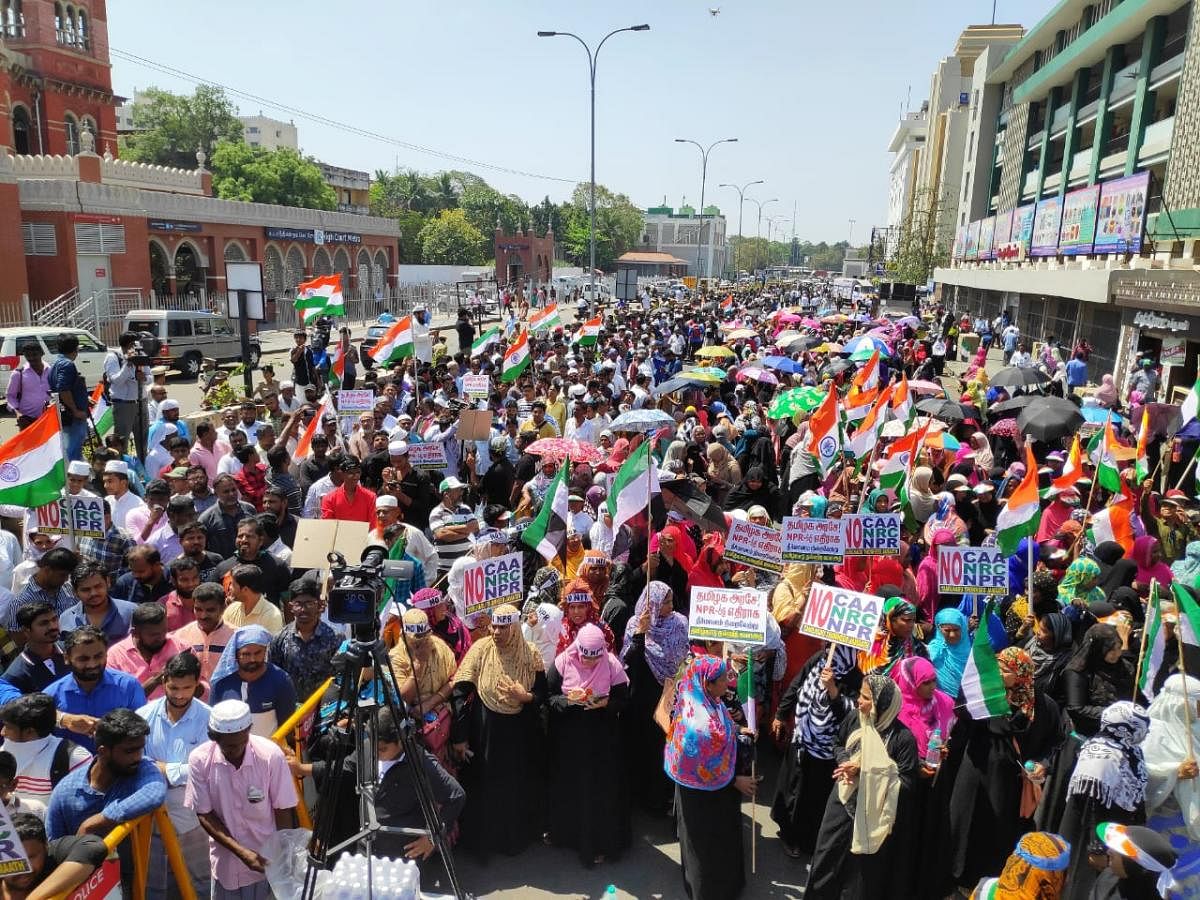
left=45, top=626, right=146, bottom=753
left=46, top=707, right=166, bottom=839
left=210, top=625, right=297, bottom=739
left=58, top=563, right=137, bottom=647
left=48, top=333, right=90, bottom=462
left=1066, top=350, right=1090, bottom=395
left=137, top=650, right=212, bottom=900
left=4, top=547, right=77, bottom=635
left=3, top=600, right=68, bottom=693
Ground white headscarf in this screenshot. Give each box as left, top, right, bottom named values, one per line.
left=1143, top=673, right=1200, bottom=839
left=522, top=602, right=564, bottom=669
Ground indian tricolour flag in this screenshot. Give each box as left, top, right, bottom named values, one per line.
left=851, top=350, right=881, bottom=393
left=960, top=599, right=1010, bottom=719
left=1093, top=415, right=1122, bottom=492
left=805, top=388, right=842, bottom=477
left=0, top=407, right=66, bottom=508
left=996, top=445, right=1041, bottom=556
left=523, top=459, right=570, bottom=561
left=369, top=316, right=414, bottom=366
left=1052, top=434, right=1082, bottom=492
left=501, top=331, right=531, bottom=383
left=843, top=385, right=878, bottom=424
left=1090, top=489, right=1136, bottom=553
left=1179, top=374, right=1200, bottom=428
left=295, top=393, right=334, bottom=458
left=1139, top=582, right=1168, bottom=700
left=89, top=383, right=113, bottom=439
left=607, top=440, right=660, bottom=533
left=720, top=296, right=733, bottom=315
left=571, top=316, right=602, bottom=347
left=295, top=274, right=345, bottom=324
left=471, top=326, right=501, bottom=358
left=1135, top=407, right=1151, bottom=482
left=890, top=374, right=912, bottom=423
left=845, top=385, right=890, bottom=460
left=880, top=422, right=925, bottom=491
left=528, top=304, right=561, bottom=332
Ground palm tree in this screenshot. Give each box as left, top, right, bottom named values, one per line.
left=434, top=172, right=458, bottom=211
left=398, top=170, right=429, bottom=213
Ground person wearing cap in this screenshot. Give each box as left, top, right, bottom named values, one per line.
left=567, top=493, right=594, bottom=537
left=370, top=496, right=433, bottom=598
left=101, top=460, right=147, bottom=533
left=1091, top=821, right=1179, bottom=899
left=146, top=382, right=168, bottom=427
left=450, top=602, right=545, bottom=856
left=289, top=328, right=319, bottom=393
left=268, top=579, right=339, bottom=703
left=210, top=624, right=296, bottom=740
left=320, top=455, right=376, bottom=524
left=474, top=436, right=516, bottom=509
left=143, top=423, right=179, bottom=482
left=429, top=476, right=478, bottom=575
left=276, top=380, right=301, bottom=415
left=5, top=340, right=50, bottom=429
left=184, top=697, right=298, bottom=897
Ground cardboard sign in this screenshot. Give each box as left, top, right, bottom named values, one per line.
left=937, top=546, right=1009, bottom=596
left=799, top=583, right=883, bottom=651
left=782, top=516, right=844, bottom=563
left=34, top=495, right=105, bottom=538
left=688, top=586, right=769, bottom=646
left=67, top=859, right=121, bottom=900
left=290, top=519, right=370, bottom=571
left=456, top=409, right=494, bottom=442
left=841, top=513, right=901, bottom=557
left=0, top=800, right=31, bottom=876
left=335, top=389, right=376, bottom=414
left=461, top=551, right=524, bottom=616
left=462, top=373, right=490, bottom=400
left=407, top=442, right=449, bottom=472
left=724, top=519, right=783, bottom=573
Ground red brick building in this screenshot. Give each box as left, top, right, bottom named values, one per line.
left=0, top=0, right=400, bottom=317
left=494, top=223, right=553, bottom=289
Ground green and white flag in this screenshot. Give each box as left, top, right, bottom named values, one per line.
left=1139, top=582, right=1168, bottom=700
left=607, top=440, right=659, bottom=533
left=960, top=600, right=1010, bottom=719
left=1179, top=374, right=1200, bottom=428
left=471, top=326, right=501, bottom=358
left=1172, top=581, right=1200, bottom=648
left=522, top=459, right=570, bottom=561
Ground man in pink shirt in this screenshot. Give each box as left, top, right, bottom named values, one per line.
left=189, top=422, right=231, bottom=483
left=170, top=584, right=233, bottom=689
left=107, top=602, right=186, bottom=700
left=185, top=699, right=297, bottom=897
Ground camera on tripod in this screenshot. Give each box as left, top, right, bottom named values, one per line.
left=326, top=545, right=414, bottom=634
left=127, top=331, right=156, bottom=368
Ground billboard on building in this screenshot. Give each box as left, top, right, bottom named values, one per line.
left=1058, top=185, right=1101, bottom=255
left=964, top=220, right=981, bottom=260
left=953, top=225, right=967, bottom=261
left=1013, top=203, right=1037, bottom=251
left=1030, top=197, right=1063, bottom=257
left=993, top=209, right=1015, bottom=248
left=1094, top=171, right=1150, bottom=255
left=978, top=216, right=997, bottom=261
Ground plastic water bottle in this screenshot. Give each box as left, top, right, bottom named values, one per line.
left=924, top=728, right=943, bottom=770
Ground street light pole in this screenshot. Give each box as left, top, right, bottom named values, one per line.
left=749, top=197, right=778, bottom=273
left=765, top=215, right=785, bottom=269
left=848, top=218, right=857, bottom=247
left=675, top=137, right=737, bottom=285
left=538, top=24, right=650, bottom=307
left=719, top=179, right=764, bottom=280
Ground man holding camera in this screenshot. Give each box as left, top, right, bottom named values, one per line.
left=104, top=332, right=153, bottom=462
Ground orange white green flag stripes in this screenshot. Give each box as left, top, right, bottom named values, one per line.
left=528, top=304, right=561, bottom=332
left=1134, top=407, right=1150, bottom=482
left=294, top=274, right=345, bottom=323
left=845, top=384, right=892, bottom=460
left=369, top=316, right=414, bottom=366
left=1052, top=434, right=1083, bottom=492
left=89, top=382, right=113, bottom=438
left=1094, top=415, right=1122, bottom=493
left=996, top=444, right=1041, bottom=556
left=1090, top=488, right=1136, bottom=553
left=501, top=331, right=531, bottom=383
left=296, top=393, right=334, bottom=458
left=805, top=388, right=842, bottom=477
left=0, top=407, right=66, bottom=508
left=890, top=374, right=913, bottom=423
left=851, top=350, right=881, bottom=393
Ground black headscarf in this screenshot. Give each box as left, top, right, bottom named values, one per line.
left=1066, top=623, right=1122, bottom=674
left=1093, top=541, right=1137, bottom=597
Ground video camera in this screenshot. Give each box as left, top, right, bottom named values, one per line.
left=326, top=545, right=415, bottom=636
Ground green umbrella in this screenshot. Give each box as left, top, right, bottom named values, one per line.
left=849, top=345, right=877, bottom=362
left=768, top=386, right=824, bottom=419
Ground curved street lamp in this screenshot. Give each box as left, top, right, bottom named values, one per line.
left=674, top=137, right=737, bottom=282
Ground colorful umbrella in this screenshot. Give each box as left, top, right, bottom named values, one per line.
left=723, top=328, right=758, bottom=341
left=760, top=355, right=805, bottom=374
left=813, top=342, right=843, bottom=354
left=775, top=312, right=803, bottom=324
left=843, top=335, right=890, bottom=356
left=907, top=380, right=945, bottom=396
left=685, top=366, right=728, bottom=380
left=527, top=438, right=608, bottom=464
left=695, top=345, right=736, bottom=359
left=737, top=366, right=779, bottom=386
left=924, top=431, right=960, bottom=451
left=768, top=387, right=825, bottom=419
left=821, top=314, right=851, bottom=324
left=849, top=345, right=878, bottom=363
left=801, top=318, right=823, bottom=328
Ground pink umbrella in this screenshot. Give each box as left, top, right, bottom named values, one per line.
left=801, top=318, right=822, bottom=328
left=907, top=380, right=946, bottom=396
left=526, top=438, right=607, bottom=465
left=776, top=312, right=803, bottom=324
left=736, top=366, right=779, bottom=386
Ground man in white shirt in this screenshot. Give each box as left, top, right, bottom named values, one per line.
left=277, top=381, right=302, bottom=415
left=104, top=333, right=153, bottom=458
left=102, top=460, right=147, bottom=532
left=412, top=308, right=433, bottom=364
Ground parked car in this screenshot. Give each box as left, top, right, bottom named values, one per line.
left=0, top=327, right=111, bottom=410
left=122, top=309, right=260, bottom=378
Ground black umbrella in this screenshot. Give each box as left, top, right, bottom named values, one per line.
left=821, top=358, right=855, bottom=377
left=915, top=397, right=972, bottom=423
left=1016, top=397, right=1085, bottom=443
left=990, top=366, right=1050, bottom=389
left=987, top=395, right=1039, bottom=420
left=660, top=475, right=727, bottom=533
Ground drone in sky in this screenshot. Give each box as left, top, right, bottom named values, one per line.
left=709, top=7, right=721, bottom=16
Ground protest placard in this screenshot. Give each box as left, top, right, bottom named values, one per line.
left=407, top=442, right=449, bottom=472
left=799, top=583, right=883, bottom=651
left=724, top=519, right=783, bottom=573
left=781, top=516, right=844, bottom=564
left=462, top=373, right=490, bottom=400
left=0, top=800, right=31, bottom=876
left=461, top=551, right=524, bottom=616
left=841, top=513, right=901, bottom=557
left=688, top=585, right=769, bottom=645
left=937, top=546, right=1009, bottom=596
left=34, top=495, right=105, bottom=538
left=335, top=389, right=375, bottom=415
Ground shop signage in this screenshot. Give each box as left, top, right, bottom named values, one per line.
left=1162, top=336, right=1186, bottom=367
left=1132, top=310, right=1191, bottom=332
left=1112, top=271, right=1200, bottom=313
left=995, top=242, right=1026, bottom=262
left=498, top=242, right=531, bottom=251
left=148, top=220, right=203, bottom=233
left=264, top=227, right=361, bottom=245
left=72, top=213, right=121, bottom=225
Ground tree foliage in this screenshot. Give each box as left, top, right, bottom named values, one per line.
left=559, top=183, right=642, bottom=269
left=418, top=209, right=487, bottom=264
left=120, top=85, right=244, bottom=170
left=209, top=142, right=336, bottom=210
left=728, top=237, right=851, bottom=273
left=887, top=186, right=951, bottom=285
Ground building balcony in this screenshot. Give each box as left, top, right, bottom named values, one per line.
left=1028, top=132, right=1045, bottom=151
left=1109, top=62, right=1141, bottom=107
left=1150, top=52, right=1184, bottom=90
left=1043, top=171, right=1063, bottom=193
left=1098, top=149, right=1127, bottom=178
left=1068, top=148, right=1093, bottom=182
left=1023, top=171, right=1039, bottom=196
left=1138, top=115, right=1174, bottom=163
left=1051, top=102, right=1072, bottom=132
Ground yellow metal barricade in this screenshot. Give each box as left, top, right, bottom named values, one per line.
left=271, top=676, right=333, bottom=830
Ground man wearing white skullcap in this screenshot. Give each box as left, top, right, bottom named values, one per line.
left=185, top=698, right=298, bottom=899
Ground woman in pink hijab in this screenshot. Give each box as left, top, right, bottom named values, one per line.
left=916, top=529, right=957, bottom=622
left=893, top=656, right=955, bottom=760
left=1131, top=534, right=1173, bottom=595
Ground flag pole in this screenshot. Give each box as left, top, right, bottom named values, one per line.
left=1171, top=591, right=1196, bottom=762
left=1132, top=580, right=1154, bottom=701
left=50, top=394, right=77, bottom=550
left=1173, top=445, right=1200, bottom=492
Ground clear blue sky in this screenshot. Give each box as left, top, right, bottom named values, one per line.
left=108, top=0, right=1050, bottom=244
